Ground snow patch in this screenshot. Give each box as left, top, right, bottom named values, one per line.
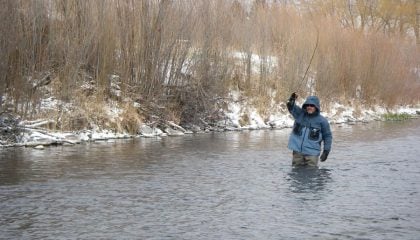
left=3, top=91, right=420, bottom=148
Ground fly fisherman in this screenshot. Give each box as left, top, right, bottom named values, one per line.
left=287, top=93, right=332, bottom=167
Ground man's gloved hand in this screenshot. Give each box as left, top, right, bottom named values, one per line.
left=320, top=150, right=329, bottom=162
left=289, top=92, right=298, bottom=101
left=287, top=92, right=298, bottom=111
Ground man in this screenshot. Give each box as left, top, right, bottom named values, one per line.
left=287, top=92, right=332, bottom=167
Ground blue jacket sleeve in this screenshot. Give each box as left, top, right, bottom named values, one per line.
left=287, top=99, right=303, bottom=119
left=321, top=119, right=332, bottom=151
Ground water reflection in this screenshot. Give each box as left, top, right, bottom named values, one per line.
left=0, top=149, right=29, bottom=185
left=286, top=167, right=332, bottom=194
left=1, top=120, right=420, bottom=239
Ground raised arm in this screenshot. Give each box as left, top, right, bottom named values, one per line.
left=287, top=92, right=302, bottom=119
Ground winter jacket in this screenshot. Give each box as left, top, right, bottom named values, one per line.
left=287, top=96, right=332, bottom=156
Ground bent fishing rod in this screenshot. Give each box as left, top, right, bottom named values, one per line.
left=295, top=25, right=319, bottom=97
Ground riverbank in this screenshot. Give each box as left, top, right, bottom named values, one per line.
left=1, top=98, right=419, bottom=149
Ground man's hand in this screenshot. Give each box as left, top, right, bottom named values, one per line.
left=287, top=92, right=298, bottom=112
left=290, top=92, right=298, bottom=101
left=320, top=150, right=329, bottom=162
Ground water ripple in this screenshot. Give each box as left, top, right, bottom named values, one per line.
left=1, top=120, right=420, bottom=239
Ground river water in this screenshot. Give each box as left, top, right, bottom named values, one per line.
left=1, top=119, right=420, bottom=239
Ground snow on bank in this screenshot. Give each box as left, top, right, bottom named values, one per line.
left=1, top=94, right=420, bottom=148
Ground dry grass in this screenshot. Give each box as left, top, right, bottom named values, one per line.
left=117, top=104, right=143, bottom=134
left=0, top=0, right=419, bottom=130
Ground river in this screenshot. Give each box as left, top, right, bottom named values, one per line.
left=1, top=119, right=420, bottom=239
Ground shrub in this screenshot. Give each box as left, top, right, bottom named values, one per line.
left=382, top=113, right=412, bottom=121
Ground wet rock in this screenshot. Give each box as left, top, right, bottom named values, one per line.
left=225, top=126, right=240, bottom=131
left=183, top=124, right=202, bottom=133
left=164, top=127, right=184, bottom=136
left=139, top=124, right=163, bottom=137
left=63, top=134, right=82, bottom=144
left=194, top=126, right=205, bottom=133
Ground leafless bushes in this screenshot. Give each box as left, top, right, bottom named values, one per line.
left=0, top=0, right=418, bottom=130
left=0, top=112, right=22, bottom=144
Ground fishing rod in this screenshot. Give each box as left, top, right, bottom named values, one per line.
left=296, top=25, right=319, bottom=96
